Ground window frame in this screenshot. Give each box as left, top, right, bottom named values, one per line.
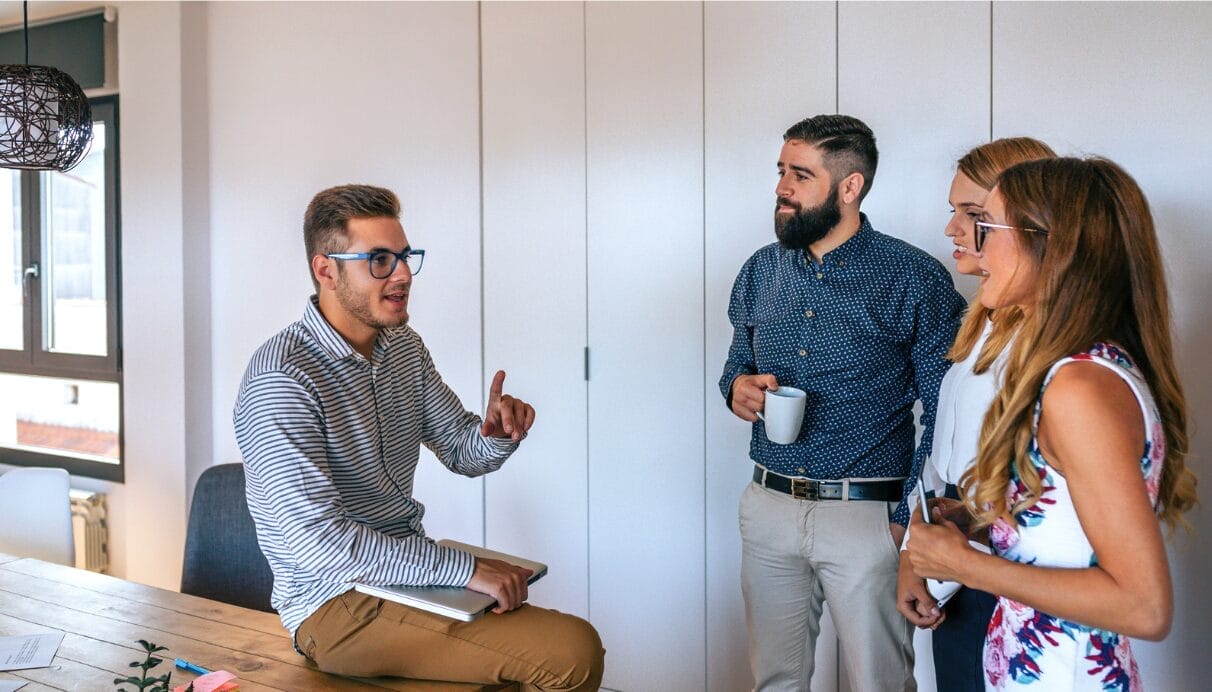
left=0, top=95, right=123, bottom=482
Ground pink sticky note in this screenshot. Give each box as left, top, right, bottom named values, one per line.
left=173, top=670, right=238, bottom=692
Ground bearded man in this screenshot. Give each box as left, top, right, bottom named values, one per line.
left=719, top=115, right=965, bottom=691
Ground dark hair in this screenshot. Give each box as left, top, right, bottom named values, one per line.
left=303, top=184, right=401, bottom=288
left=783, top=114, right=879, bottom=202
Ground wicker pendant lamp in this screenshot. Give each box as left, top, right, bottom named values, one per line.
left=0, top=1, right=92, bottom=171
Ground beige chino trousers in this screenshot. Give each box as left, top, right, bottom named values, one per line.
left=296, top=590, right=604, bottom=690
left=740, top=481, right=915, bottom=692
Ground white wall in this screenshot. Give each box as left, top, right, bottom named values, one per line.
left=106, top=0, right=190, bottom=590
left=90, top=1, right=1212, bottom=690
left=181, top=0, right=213, bottom=539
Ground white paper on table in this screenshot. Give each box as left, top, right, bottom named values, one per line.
left=0, top=679, right=27, bottom=691
left=0, top=633, right=64, bottom=671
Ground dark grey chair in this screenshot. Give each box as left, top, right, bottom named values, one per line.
left=181, top=463, right=275, bottom=613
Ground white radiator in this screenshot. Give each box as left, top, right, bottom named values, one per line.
left=69, top=489, right=109, bottom=573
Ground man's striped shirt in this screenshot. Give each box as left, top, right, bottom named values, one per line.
left=233, top=297, right=517, bottom=636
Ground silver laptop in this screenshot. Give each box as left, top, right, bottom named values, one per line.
left=353, top=539, right=548, bottom=622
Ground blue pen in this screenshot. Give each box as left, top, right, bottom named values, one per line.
left=174, top=658, right=211, bottom=676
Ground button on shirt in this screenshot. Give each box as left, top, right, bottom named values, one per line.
left=233, top=297, right=518, bottom=636
left=719, top=216, right=965, bottom=524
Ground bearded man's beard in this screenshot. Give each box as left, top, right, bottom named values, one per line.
left=775, top=185, right=842, bottom=251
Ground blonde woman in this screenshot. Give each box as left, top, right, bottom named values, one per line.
left=907, top=157, right=1197, bottom=690
left=896, top=138, right=1055, bottom=692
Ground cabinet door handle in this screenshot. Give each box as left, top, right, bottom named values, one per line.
left=23, top=262, right=39, bottom=280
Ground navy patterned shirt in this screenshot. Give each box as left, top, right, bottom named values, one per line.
left=720, top=215, right=965, bottom=525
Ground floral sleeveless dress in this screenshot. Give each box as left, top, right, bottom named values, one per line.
left=983, top=343, right=1165, bottom=691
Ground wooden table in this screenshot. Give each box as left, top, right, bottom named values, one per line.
left=0, top=554, right=516, bottom=691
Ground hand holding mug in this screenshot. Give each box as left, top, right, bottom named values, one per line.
left=730, top=374, right=779, bottom=422
left=730, top=375, right=807, bottom=444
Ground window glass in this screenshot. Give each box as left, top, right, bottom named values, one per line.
left=0, top=98, right=121, bottom=482
left=0, top=372, right=119, bottom=463
left=42, top=121, right=108, bottom=357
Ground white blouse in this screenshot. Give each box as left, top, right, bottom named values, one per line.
left=903, top=320, right=1008, bottom=549
left=922, top=319, right=1008, bottom=492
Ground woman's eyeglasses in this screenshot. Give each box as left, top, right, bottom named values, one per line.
left=973, top=221, right=1048, bottom=252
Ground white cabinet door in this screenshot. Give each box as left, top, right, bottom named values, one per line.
left=704, top=2, right=839, bottom=690
left=482, top=0, right=590, bottom=620
left=839, top=0, right=991, bottom=293
left=586, top=3, right=706, bottom=689
left=204, top=2, right=486, bottom=543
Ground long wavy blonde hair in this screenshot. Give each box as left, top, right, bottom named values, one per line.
left=948, top=137, right=1056, bottom=373
left=959, top=157, right=1198, bottom=531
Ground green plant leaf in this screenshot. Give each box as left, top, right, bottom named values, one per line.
left=119, top=639, right=172, bottom=692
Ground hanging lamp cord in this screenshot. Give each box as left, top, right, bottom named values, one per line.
left=22, top=0, right=28, bottom=65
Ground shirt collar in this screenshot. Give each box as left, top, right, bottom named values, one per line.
left=776, top=213, right=874, bottom=268
left=302, top=295, right=359, bottom=362
left=819, top=213, right=873, bottom=265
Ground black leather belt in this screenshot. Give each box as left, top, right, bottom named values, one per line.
left=753, top=465, right=904, bottom=502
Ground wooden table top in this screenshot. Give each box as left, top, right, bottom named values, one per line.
left=0, top=554, right=512, bottom=691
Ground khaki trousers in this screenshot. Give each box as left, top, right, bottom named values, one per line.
left=740, top=481, right=915, bottom=692
left=295, top=590, right=604, bottom=691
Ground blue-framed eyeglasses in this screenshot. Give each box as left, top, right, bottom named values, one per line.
left=974, top=220, right=1048, bottom=252
left=326, top=248, right=425, bottom=278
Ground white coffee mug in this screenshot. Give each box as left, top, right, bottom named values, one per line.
left=755, top=386, right=806, bottom=445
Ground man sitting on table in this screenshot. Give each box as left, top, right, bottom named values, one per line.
left=233, top=184, right=604, bottom=690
